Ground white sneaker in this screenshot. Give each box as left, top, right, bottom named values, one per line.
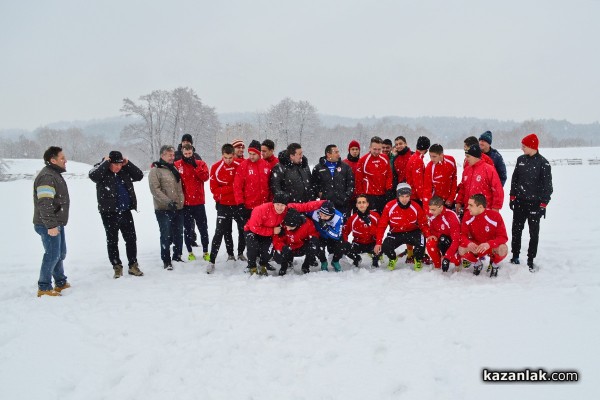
left=206, top=263, right=215, bottom=274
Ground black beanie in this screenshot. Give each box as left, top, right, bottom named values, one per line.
left=248, top=139, right=261, bottom=155
left=273, top=193, right=290, bottom=205
left=283, top=208, right=304, bottom=228
left=181, top=134, right=193, bottom=144
left=416, top=136, right=431, bottom=151
left=465, top=144, right=482, bottom=159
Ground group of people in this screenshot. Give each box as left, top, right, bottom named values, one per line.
left=33, top=131, right=553, bottom=296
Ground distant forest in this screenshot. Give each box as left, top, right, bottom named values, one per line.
left=1, top=87, right=598, bottom=167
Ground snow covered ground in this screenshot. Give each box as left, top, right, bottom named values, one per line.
left=1, top=148, right=599, bottom=399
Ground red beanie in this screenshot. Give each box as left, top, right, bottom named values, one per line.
left=348, top=140, right=360, bottom=151
left=521, top=133, right=539, bottom=150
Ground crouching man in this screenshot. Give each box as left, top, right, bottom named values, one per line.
left=459, top=194, right=508, bottom=277
left=309, top=200, right=345, bottom=272
left=273, top=209, right=320, bottom=275
left=426, top=195, right=460, bottom=271
left=342, top=195, right=381, bottom=268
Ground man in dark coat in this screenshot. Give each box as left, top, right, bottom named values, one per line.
left=509, top=133, right=553, bottom=272
left=174, top=133, right=202, bottom=162
left=479, top=131, right=507, bottom=186
left=270, top=143, right=314, bottom=203
left=311, top=144, right=355, bottom=216
left=89, top=150, right=145, bottom=278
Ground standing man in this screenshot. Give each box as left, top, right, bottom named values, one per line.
left=89, top=150, right=144, bottom=278
left=175, top=133, right=202, bottom=162
left=175, top=144, right=210, bottom=262
left=343, top=140, right=361, bottom=202
left=33, top=146, right=71, bottom=297
left=149, top=145, right=185, bottom=270
left=261, top=139, right=279, bottom=169
left=405, top=136, right=431, bottom=206
left=510, top=133, right=553, bottom=272
left=382, top=139, right=393, bottom=157
left=232, top=139, right=246, bottom=160
left=207, top=144, right=245, bottom=273
left=392, top=136, right=413, bottom=185
left=479, top=131, right=507, bottom=186
left=354, top=136, right=393, bottom=214
left=270, top=143, right=314, bottom=203
left=422, top=144, right=457, bottom=209
left=311, top=144, right=355, bottom=216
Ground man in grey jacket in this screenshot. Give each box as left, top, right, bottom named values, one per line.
left=149, top=145, right=185, bottom=270
left=33, top=146, right=71, bottom=297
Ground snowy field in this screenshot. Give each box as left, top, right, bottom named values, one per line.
left=1, top=148, right=599, bottom=399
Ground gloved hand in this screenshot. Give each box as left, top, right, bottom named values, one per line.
left=319, top=219, right=329, bottom=229
left=168, top=201, right=178, bottom=211
left=509, top=197, right=516, bottom=211
left=183, top=157, right=197, bottom=167
left=539, top=205, right=546, bottom=219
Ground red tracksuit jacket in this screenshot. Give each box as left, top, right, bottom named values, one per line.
left=423, top=155, right=457, bottom=205
left=273, top=219, right=320, bottom=251
left=393, top=148, right=413, bottom=184
left=456, top=160, right=504, bottom=210
left=210, top=159, right=241, bottom=206
left=263, top=155, right=279, bottom=169
left=355, top=153, right=393, bottom=196
left=244, top=200, right=325, bottom=236
left=376, top=199, right=430, bottom=245
left=405, top=152, right=426, bottom=201
left=234, top=158, right=272, bottom=209
left=429, top=208, right=461, bottom=258
left=342, top=211, right=380, bottom=245
left=460, top=209, right=508, bottom=249
left=175, top=159, right=209, bottom=206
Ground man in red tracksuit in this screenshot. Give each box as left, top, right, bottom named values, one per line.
left=244, top=194, right=325, bottom=275
left=456, top=144, right=504, bottom=216
left=261, top=139, right=279, bottom=169
left=459, top=194, right=508, bottom=277
left=272, top=208, right=320, bottom=275
left=374, top=183, right=430, bottom=272
left=426, top=195, right=460, bottom=271
left=342, top=195, right=381, bottom=268
left=207, top=144, right=245, bottom=273
left=404, top=136, right=431, bottom=205
left=392, top=135, right=413, bottom=185
left=422, top=144, right=457, bottom=210
left=234, top=139, right=272, bottom=222
left=175, top=144, right=210, bottom=261
left=354, top=136, right=393, bottom=214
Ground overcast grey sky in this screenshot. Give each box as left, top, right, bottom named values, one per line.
left=1, top=0, right=599, bottom=130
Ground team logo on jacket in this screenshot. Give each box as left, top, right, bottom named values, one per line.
left=337, top=167, right=341, bottom=172
left=264, top=168, right=269, bottom=174
left=485, top=225, right=490, bottom=232
left=476, top=175, right=482, bottom=182
left=441, top=224, right=446, bottom=231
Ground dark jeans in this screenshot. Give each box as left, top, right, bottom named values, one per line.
left=34, top=224, right=67, bottom=291
left=209, top=204, right=247, bottom=263
left=317, top=237, right=345, bottom=263
left=511, top=199, right=542, bottom=260
left=273, top=237, right=320, bottom=270
left=381, top=230, right=425, bottom=261
left=245, top=231, right=273, bottom=268
left=100, top=211, right=137, bottom=267
left=346, top=241, right=380, bottom=266
left=183, top=204, right=209, bottom=253
left=155, top=210, right=184, bottom=262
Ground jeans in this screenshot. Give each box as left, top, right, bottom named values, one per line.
left=155, top=210, right=184, bottom=262
left=34, top=224, right=68, bottom=291
left=100, top=211, right=137, bottom=266
left=209, top=204, right=247, bottom=263
left=183, top=204, right=209, bottom=253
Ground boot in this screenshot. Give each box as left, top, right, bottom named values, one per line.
left=128, top=262, right=144, bottom=276
left=320, top=261, right=329, bottom=271
left=37, top=289, right=61, bottom=297
left=332, top=261, right=342, bottom=272
left=441, top=258, right=450, bottom=272
left=113, top=264, right=123, bottom=279
left=54, top=282, right=71, bottom=293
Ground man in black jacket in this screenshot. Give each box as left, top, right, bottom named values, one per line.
left=509, top=134, right=553, bottom=272
left=89, top=151, right=145, bottom=278
left=479, top=130, right=507, bottom=186
left=311, top=144, right=355, bottom=216
left=270, top=143, right=314, bottom=203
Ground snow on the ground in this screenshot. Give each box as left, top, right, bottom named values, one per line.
left=1, top=149, right=599, bottom=400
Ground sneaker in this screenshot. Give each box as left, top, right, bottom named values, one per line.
left=188, top=253, right=196, bottom=261
left=472, top=261, right=483, bottom=276
left=441, top=258, right=450, bottom=272
left=321, top=262, right=329, bottom=271
left=486, top=260, right=492, bottom=272
left=113, top=264, right=123, bottom=279
left=527, top=258, right=535, bottom=273
left=203, top=252, right=210, bottom=262
left=413, top=259, right=423, bottom=272
left=489, top=264, right=499, bottom=278
left=278, top=267, right=287, bottom=276
left=128, top=262, right=144, bottom=276
left=462, top=259, right=471, bottom=269
left=387, top=258, right=398, bottom=271
left=332, top=261, right=342, bottom=272
left=301, top=265, right=310, bottom=274
left=164, top=262, right=173, bottom=271
left=372, top=258, right=379, bottom=268
left=172, top=256, right=185, bottom=263
left=206, top=263, right=215, bottom=274
left=509, top=256, right=520, bottom=265
left=353, top=255, right=362, bottom=268
left=238, top=254, right=248, bottom=262
left=258, top=265, right=268, bottom=276
left=310, top=259, right=319, bottom=267
left=405, top=255, right=415, bottom=264
left=227, top=254, right=236, bottom=261
left=54, top=282, right=71, bottom=293
left=37, top=289, right=61, bottom=297
left=265, top=263, right=276, bottom=271
left=245, top=266, right=257, bottom=274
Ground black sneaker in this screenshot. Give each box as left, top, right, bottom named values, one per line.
left=472, top=261, right=483, bottom=276
left=301, top=265, right=310, bottom=274
left=265, top=263, right=276, bottom=271
left=278, top=267, right=287, bottom=276
left=172, top=256, right=185, bottom=262
left=441, top=258, right=450, bottom=272
left=489, top=266, right=499, bottom=278
left=510, top=256, right=520, bottom=265
left=164, top=261, right=173, bottom=270
left=527, top=258, right=535, bottom=272
left=353, top=255, right=362, bottom=268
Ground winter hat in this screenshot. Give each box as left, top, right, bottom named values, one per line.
left=479, top=131, right=492, bottom=145
left=348, top=140, right=360, bottom=151
left=416, top=136, right=431, bottom=151
left=273, top=193, right=290, bottom=205
left=108, top=150, right=124, bottom=163
left=396, top=182, right=412, bottom=197
left=465, top=144, right=482, bottom=159
left=232, top=139, right=245, bottom=148
left=319, top=200, right=336, bottom=216
left=248, top=140, right=261, bottom=155
left=521, top=133, right=539, bottom=150
left=283, top=208, right=304, bottom=228
left=181, top=134, right=193, bottom=144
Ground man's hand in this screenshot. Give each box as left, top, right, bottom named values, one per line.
left=48, top=227, right=59, bottom=236
left=476, top=242, right=490, bottom=254
left=426, top=235, right=437, bottom=241
left=273, top=226, right=281, bottom=235
left=374, top=245, right=382, bottom=255
left=467, top=242, right=478, bottom=253
left=455, top=204, right=463, bottom=214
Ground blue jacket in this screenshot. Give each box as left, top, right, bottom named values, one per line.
left=485, top=148, right=507, bottom=186
left=310, top=210, right=344, bottom=240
